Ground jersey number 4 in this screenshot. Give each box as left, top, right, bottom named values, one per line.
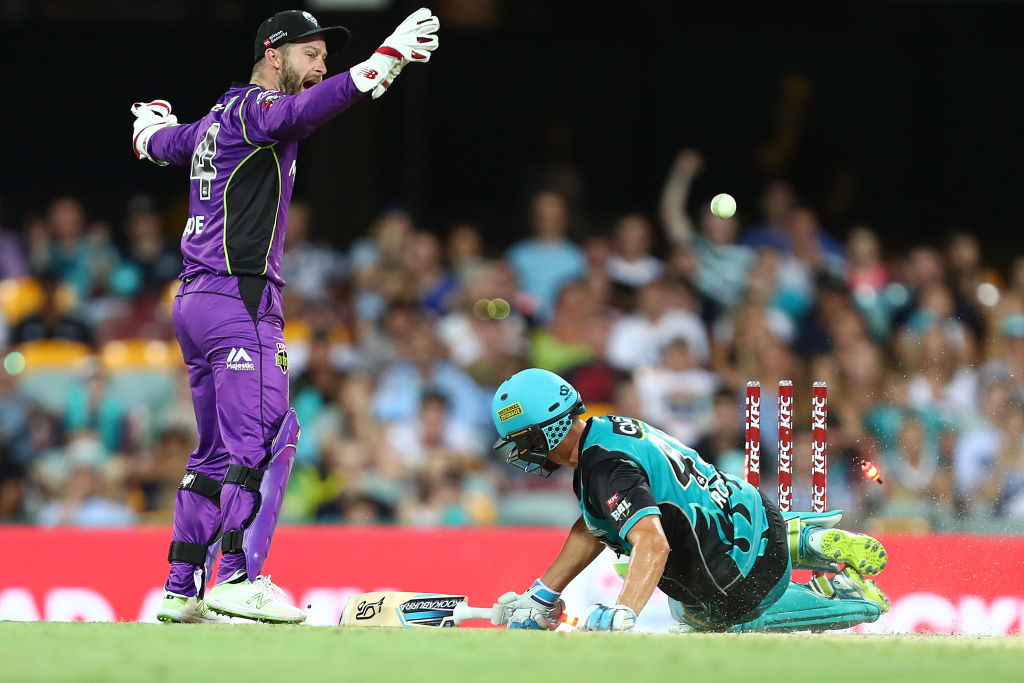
left=190, top=123, right=220, bottom=201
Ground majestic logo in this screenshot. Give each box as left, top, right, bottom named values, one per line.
left=275, top=342, right=289, bottom=375
left=226, top=347, right=255, bottom=371
left=497, top=403, right=523, bottom=422
left=606, top=493, right=621, bottom=509
left=355, top=596, right=385, bottom=620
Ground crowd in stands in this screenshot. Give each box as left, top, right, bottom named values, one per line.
left=2, top=148, right=1023, bottom=534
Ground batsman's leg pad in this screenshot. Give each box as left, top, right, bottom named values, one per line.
left=787, top=516, right=841, bottom=573
left=730, top=582, right=881, bottom=633
left=166, top=470, right=224, bottom=597
left=243, top=409, right=300, bottom=579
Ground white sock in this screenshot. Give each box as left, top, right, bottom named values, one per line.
left=807, top=529, right=827, bottom=557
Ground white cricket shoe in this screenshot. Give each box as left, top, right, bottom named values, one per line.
left=206, top=574, right=306, bottom=624
left=157, top=594, right=231, bottom=624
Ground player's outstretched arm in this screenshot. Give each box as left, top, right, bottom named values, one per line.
left=493, top=516, right=603, bottom=630
left=580, top=516, right=669, bottom=632
left=250, top=8, right=439, bottom=142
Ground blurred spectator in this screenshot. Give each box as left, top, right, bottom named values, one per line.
left=372, top=316, right=490, bottom=429
left=381, top=391, right=484, bottom=478
left=659, top=148, right=755, bottom=310
left=739, top=180, right=797, bottom=252
left=351, top=207, right=416, bottom=324
left=786, top=205, right=845, bottom=277
left=605, top=213, right=663, bottom=288
left=445, top=223, right=486, bottom=285
left=0, top=363, right=35, bottom=466
left=8, top=270, right=94, bottom=347
left=35, top=433, right=135, bottom=527
left=436, top=260, right=528, bottom=387
left=953, top=377, right=1020, bottom=514
left=280, top=200, right=346, bottom=307
left=530, top=281, right=596, bottom=375
left=693, top=388, right=746, bottom=475
left=0, top=442, right=25, bottom=519
left=607, top=277, right=709, bottom=371
left=31, top=197, right=96, bottom=301
left=398, top=469, right=474, bottom=526
left=63, top=360, right=127, bottom=455
left=506, top=190, right=588, bottom=322
left=634, top=335, right=718, bottom=444
left=112, top=198, right=181, bottom=296
left=0, top=215, right=29, bottom=279
left=122, top=424, right=197, bottom=518
left=404, top=231, right=459, bottom=316
left=564, top=310, right=621, bottom=410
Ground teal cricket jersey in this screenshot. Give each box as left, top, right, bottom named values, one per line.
left=573, top=415, right=775, bottom=607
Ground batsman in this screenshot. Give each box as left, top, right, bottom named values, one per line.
left=491, top=369, right=890, bottom=633
left=132, top=8, right=440, bottom=623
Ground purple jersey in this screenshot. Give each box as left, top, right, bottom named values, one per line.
left=149, top=73, right=363, bottom=286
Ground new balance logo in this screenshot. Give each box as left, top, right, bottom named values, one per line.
left=226, top=347, right=255, bottom=371
left=247, top=593, right=272, bottom=610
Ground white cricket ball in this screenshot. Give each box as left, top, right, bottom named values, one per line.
left=710, top=193, right=737, bottom=219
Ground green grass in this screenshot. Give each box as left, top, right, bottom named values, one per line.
left=1, top=622, right=1022, bottom=682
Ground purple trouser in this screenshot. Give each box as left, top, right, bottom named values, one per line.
left=165, top=272, right=289, bottom=597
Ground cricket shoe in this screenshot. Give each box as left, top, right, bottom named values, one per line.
left=816, top=529, right=887, bottom=576
left=206, top=574, right=306, bottom=624
left=831, top=567, right=891, bottom=614
left=156, top=595, right=231, bottom=624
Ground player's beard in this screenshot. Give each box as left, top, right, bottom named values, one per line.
left=278, top=59, right=304, bottom=95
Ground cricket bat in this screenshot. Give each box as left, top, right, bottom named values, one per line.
left=339, top=592, right=496, bottom=628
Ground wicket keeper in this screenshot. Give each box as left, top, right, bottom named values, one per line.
left=132, top=8, right=440, bottom=623
left=491, top=368, right=890, bottom=632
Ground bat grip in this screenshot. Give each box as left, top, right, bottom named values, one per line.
left=452, top=603, right=499, bottom=625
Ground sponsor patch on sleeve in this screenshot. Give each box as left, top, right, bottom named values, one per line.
left=606, top=492, right=621, bottom=509
left=497, top=403, right=524, bottom=422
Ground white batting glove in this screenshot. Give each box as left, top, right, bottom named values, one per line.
left=350, top=7, right=439, bottom=93
left=581, top=604, right=637, bottom=632
left=371, top=58, right=409, bottom=100
left=131, top=100, right=177, bottom=166
left=493, top=579, right=564, bottom=630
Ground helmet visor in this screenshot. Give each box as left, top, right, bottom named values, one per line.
left=492, top=425, right=557, bottom=477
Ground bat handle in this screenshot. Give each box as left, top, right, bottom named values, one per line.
left=452, top=603, right=500, bottom=626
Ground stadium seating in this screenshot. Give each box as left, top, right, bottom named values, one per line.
left=15, top=339, right=93, bottom=411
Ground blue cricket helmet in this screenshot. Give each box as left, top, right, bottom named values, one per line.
left=491, top=368, right=585, bottom=476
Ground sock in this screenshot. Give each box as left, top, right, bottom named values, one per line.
left=227, top=569, right=248, bottom=584
left=807, top=529, right=826, bottom=557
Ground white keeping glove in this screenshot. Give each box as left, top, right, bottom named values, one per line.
left=131, top=100, right=177, bottom=166
left=581, top=604, right=637, bottom=632
left=371, top=58, right=409, bottom=100
left=350, top=7, right=439, bottom=93
left=493, top=579, right=564, bottom=630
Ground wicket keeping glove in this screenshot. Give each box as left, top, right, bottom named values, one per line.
left=131, top=100, right=177, bottom=166
left=350, top=7, right=439, bottom=94
left=581, top=604, right=637, bottom=632
left=494, top=578, right=565, bottom=630
left=371, top=58, right=409, bottom=100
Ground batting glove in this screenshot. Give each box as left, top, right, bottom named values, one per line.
left=350, top=7, right=439, bottom=94
left=131, top=100, right=177, bottom=165
left=581, top=604, right=637, bottom=632
left=493, top=578, right=564, bottom=630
